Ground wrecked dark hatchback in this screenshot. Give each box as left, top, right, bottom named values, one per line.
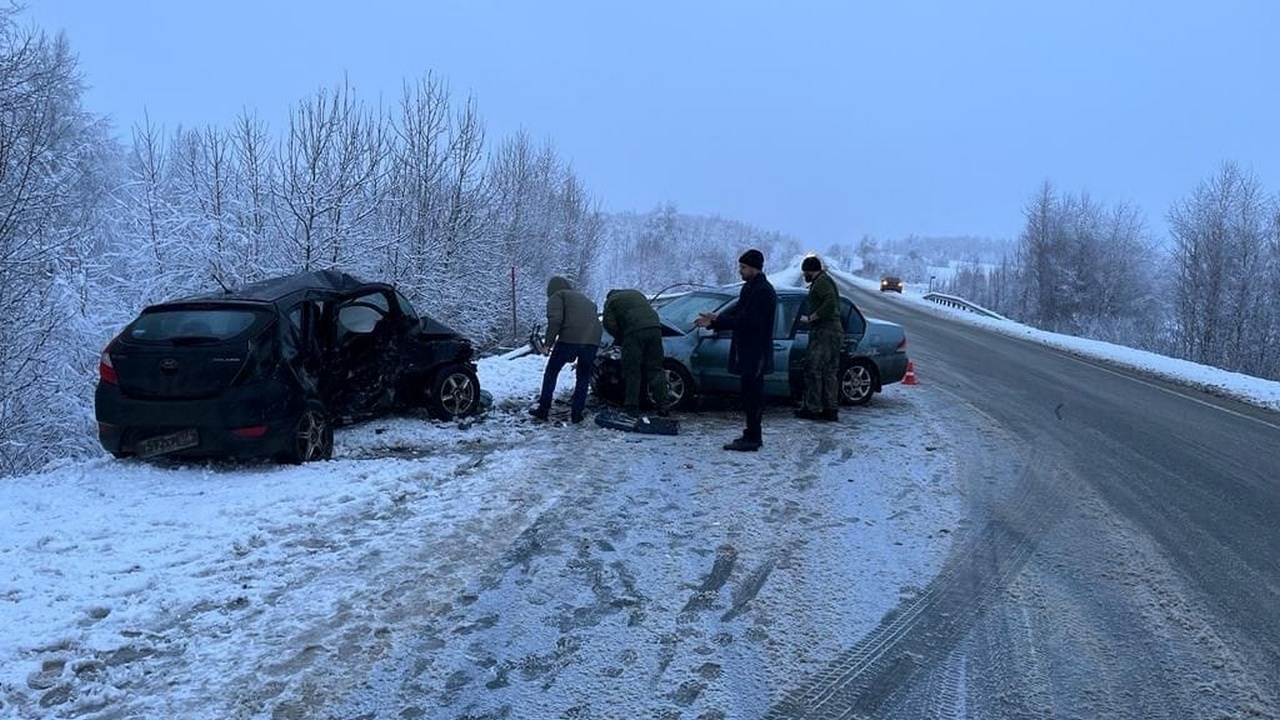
left=95, top=270, right=480, bottom=463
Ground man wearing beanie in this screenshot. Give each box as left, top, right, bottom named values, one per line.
left=694, top=248, right=777, bottom=451
left=797, top=254, right=843, bottom=421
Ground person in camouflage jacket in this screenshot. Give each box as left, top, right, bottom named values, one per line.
left=797, top=255, right=843, bottom=421
left=602, top=288, right=672, bottom=416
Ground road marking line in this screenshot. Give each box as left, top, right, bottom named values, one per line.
left=1058, top=352, right=1280, bottom=431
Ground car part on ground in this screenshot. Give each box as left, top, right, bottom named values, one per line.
left=594, top=408, right=680, bottom=435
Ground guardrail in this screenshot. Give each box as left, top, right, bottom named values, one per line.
left=921, top=292, right=1008, bottom=320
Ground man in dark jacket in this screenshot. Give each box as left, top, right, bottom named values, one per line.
left=602, top=288, right=672, bottom=417
left=797, top=254, right=844, bottom=421
left=694, top=248, right=777, bottom=451
left=531, top=276, right=603, bottom=424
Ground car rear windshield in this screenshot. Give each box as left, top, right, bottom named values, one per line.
left=127, top=306, right=268, bottom=343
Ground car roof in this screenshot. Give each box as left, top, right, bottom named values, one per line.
left=227, top=269, right=378, bottom=301
left=707, top=283, right=811, bottom=298
left=159, top=270, right=385, bottom=306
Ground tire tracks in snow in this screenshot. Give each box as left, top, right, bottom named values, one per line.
left=763, top=420, right=1070, bottom=719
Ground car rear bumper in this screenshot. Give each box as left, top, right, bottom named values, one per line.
left=878, top=354, right=910, bottom=384
left=95, top=380, right=304, bottom=459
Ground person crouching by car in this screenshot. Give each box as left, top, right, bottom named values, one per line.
left=602, top=288, right=673, bottom=418
left=796, top=254, right=843, bottom=422
left=530, top=275, right=603, bottom=424
left=694, top=248, right=777, bottom=451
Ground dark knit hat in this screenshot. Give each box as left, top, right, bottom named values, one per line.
left=739, top=249, right=764, bottom=270
left=801, top=255, right=822, bottom=272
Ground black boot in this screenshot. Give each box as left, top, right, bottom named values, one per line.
left=723, top=437, right=761, bottom=451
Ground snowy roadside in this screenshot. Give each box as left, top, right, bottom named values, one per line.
left=0, top=354, right=961, bottom=719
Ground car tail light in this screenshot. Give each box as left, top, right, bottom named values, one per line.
left=896, top=337, right=908, bottom=351
left=99, top=350, right=118, bottom=385
left=232, top=425, right=269, bottom=438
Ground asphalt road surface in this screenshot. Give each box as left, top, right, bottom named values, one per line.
left=798, top=282, right=1280, bottom=719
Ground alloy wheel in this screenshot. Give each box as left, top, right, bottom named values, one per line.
left=841, top=364, right=874, bottom=405
left=439, top=372, right=477, bottom=417
left=294, top=410, right=329, bottom=461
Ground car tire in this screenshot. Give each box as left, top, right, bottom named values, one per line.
left=839, top=361, right=876, bottom=406
left=280, top=399, right=334, bottom=464
left=425, top=363, right=480, bottom=420
left=649, top=360, right=696, bottom=411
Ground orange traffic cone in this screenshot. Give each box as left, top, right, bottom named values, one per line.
left=903, top=360, right=918, bottom=385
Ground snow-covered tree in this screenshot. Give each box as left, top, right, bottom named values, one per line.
left=1012, top=182, right=1158, bottom=335
left=592, top=206, right=800, bottom=298
left=1168, top=162, right=1276, bottom=375
left=276, top=78, right=389, bottom=273
left=0, top=14, right=114, bottom=475
left=228, top=110, right=278, bottom=279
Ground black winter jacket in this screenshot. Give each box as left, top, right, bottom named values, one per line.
left=712, top=273, right=777, bottom=377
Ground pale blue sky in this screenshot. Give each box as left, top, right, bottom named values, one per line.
left=23, top=0, right=1279, bottom=246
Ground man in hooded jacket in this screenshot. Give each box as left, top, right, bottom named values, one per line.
left=531, top=276, right=602, bottom=423
left=694, top=248, right=777, bottom=451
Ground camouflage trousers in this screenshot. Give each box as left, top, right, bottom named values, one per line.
left=803, top=325, right=843, bottom=412
left=621, top=328, right=671, bottom=411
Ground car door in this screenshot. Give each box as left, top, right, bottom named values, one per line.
left=690, top=299, right=738, bottom=394
left=285, top=298, right=327, bottom=396
left=843, top=298, right=868, bottom=351
left=765, top=294, right=804, bottom=397
left=328, top=289, right=396, bottom=418
left=794, top=297, right=870, bottom=392
left=691, top=294, right=797, bottom=396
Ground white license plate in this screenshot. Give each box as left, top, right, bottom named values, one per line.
left=137, top=428, right=200, bottom=457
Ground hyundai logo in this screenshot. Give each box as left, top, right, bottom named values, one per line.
left=159, top=358, right=179, bottom=373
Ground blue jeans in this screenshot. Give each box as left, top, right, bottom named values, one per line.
left=537, top=342, right=599, bottom=418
